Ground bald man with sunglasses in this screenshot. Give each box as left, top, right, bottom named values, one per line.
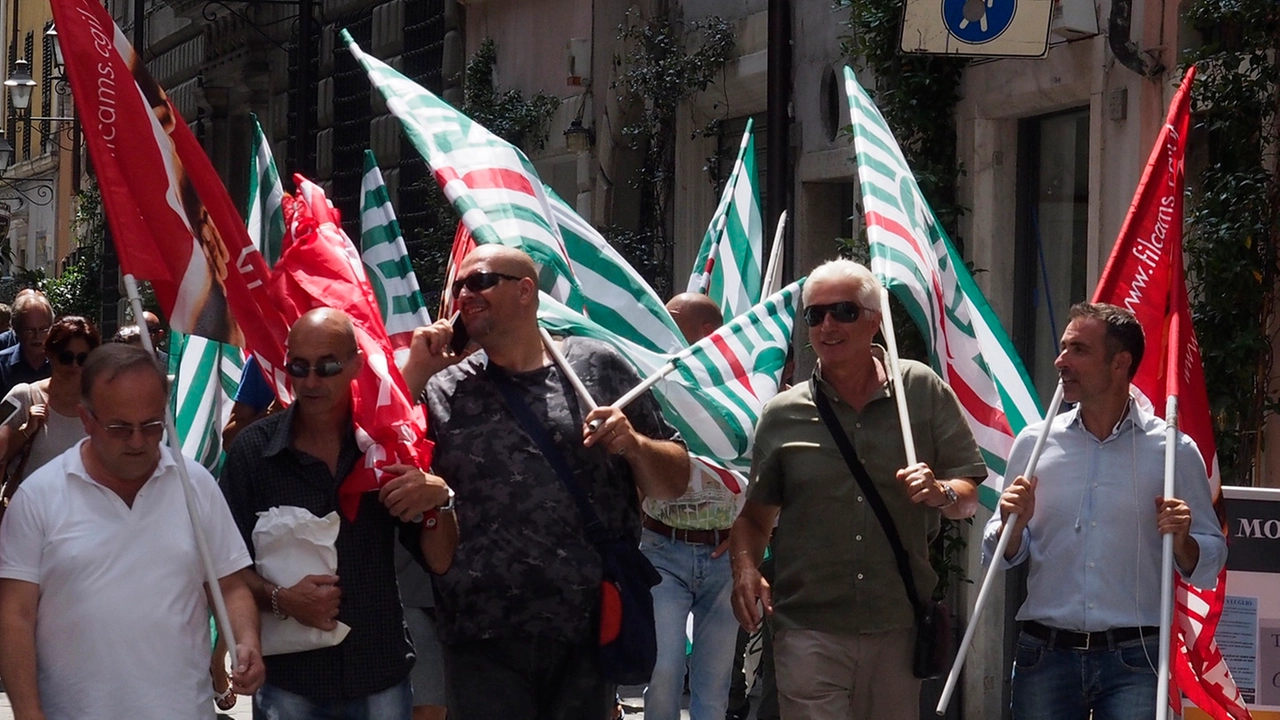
left=220, top=308, right=453, bottom=719
left=728, top=259, right=986, bottom=720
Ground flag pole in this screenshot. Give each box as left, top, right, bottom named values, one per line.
left=877, top=286, right=917, bottom=465
left=936, top=381, right=1065, bottom=715
left=539, top=327, right=604, bottom=429
left=122, top=274, right=239, bottom=665
left=1157, top=394, right=1178, bottom=720
left=761, top=210, right=787, bottom=297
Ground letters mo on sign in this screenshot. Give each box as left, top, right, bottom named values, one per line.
left=900, top=0, right=1055, bottom=58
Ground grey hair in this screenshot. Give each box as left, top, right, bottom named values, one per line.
left=803, top=259, right=881, bottom=309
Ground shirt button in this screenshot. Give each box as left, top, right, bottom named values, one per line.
left=857, top=496, right=864, bottom=503
left=1089, top=602, right=1095, bottom=608
left=1094, top=483, right=1099, bottom=488
left=1091, top=521, right=1097, bottom=527
left=857, top=573, right=864, bottom=580
left=855, top=422, right=862, bottom=429
left=855, top=535, right=862, bottom=541
left=1089, top=562, right=1095, bottom=568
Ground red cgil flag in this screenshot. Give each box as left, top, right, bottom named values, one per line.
left=1092, top=65, right=1252, bottom=720
left=271, top=176, right=433, bottom=521
left=50, top=0, right=288, bottom=373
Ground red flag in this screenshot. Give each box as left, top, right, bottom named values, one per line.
left=271, top=176, right=433, bottom=521
left=50, top=0, right=288, bottom=371
left=1093, top=66, right=1252, bottom=720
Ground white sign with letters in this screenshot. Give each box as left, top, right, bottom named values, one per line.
left=900, top=0, right=1055, bottom=58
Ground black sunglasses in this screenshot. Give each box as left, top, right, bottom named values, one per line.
left=451, top=271, right=521, bottom=298
left=55, top=350, right=90, bottom=366
left=803, top=301, right=867, bottom=327
left=286, top=356, right=352, bottom=379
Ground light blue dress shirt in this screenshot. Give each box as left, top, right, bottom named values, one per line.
left=981, top=398, right=1227, bottom=632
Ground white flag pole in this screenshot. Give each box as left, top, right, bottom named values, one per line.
left=760, top=210, right=787, bottom=297
left=936, top=381, right=1065, bottom=715
left=539, top=328, right=604, bottom=430
left=122, top=274, right=238, bottom=663
left=878, top=286, right=917, bottom=465
left=1156, top=395, right=1179, bottom=720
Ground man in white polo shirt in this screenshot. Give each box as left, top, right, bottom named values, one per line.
left=0, top=342, right=264, bottom=720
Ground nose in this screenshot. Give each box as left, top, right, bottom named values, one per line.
left=1053, top=349, right=1068, bottom=370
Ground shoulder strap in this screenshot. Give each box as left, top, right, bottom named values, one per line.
left=809, top=373, right=925, bottom=615
left=488, top=363, right=611, bottom=547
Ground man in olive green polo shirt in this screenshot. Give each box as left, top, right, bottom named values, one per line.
left=728, top=259, right=986, bottom=720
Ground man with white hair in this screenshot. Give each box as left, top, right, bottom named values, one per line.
left=729, top=258, right=986, bottom=719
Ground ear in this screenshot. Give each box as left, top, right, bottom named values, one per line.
left=517, top=277, right=538, bottom=306
left=77, top=404, right=94, bottom=434
left=1112, top=350, right=1133, bottom=377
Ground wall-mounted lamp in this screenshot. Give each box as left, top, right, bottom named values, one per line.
left=564, top=118, right=594, bottom=154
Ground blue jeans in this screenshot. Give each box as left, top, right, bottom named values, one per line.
left=640, top=527, right=739, bottom=720
left=1011, top=631, right=1160, bottom=720
left=253, top=679, right=411, bottom=720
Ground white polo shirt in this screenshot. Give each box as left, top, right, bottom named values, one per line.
left=0, top=439, right=251, bottom=720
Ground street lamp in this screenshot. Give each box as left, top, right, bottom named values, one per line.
left=45, top=25, right=64, bottom=79
left=4, top=59, right=36, bottom=113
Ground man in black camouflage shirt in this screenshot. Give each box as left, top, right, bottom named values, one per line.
left=414, top=245, right=689, bottom=720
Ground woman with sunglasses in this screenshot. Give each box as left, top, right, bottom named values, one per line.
left=0, top=316, right=103, bottom=483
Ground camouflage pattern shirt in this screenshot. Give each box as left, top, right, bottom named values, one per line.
left=425, top=337, right=679, bottom=645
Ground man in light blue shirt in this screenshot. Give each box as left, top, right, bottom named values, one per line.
left=982, top=302, right=1226, bottom=720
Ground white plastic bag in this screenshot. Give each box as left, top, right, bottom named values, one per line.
left=252, top=506, right=351, bottom=656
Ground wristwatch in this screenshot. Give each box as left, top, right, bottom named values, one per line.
left=938, top=482, right=959, bottom=508
left=437, top=486, right=456, bottom=512
left=423, top=488, right=456, bottom=530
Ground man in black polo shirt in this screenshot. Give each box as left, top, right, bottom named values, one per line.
left=220, top=308, right=454, bottom=719
left=0, top=290, right=53, bottom=397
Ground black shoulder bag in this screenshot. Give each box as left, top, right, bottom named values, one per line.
left=489, top=365, right=661, bottom=686
left=810, top=374, right=953, bottom=679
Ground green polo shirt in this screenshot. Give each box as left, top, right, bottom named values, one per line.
left=749, top=352, right=986, bottom=635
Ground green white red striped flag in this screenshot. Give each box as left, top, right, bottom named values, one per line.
left=343, top=31, right=585, bottom=310
left=537, top=280, right=802, bottom=472
left=167, top=331, right=244, bottom=474
left=361, top=149, right=432, bottom=364
left=688, top=120, right=764, bottom=323
left=168, top=117, right=285, bottom=470
left=246, top=113, right=286, bottom=267
left=843, top=66, right=1042, bottom=507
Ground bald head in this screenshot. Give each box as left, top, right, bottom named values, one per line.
left=288, top=308, right=358, bottom=353
left=666, top=293, right=723, bottom=344
left=464, top=245, right=539, bottom=283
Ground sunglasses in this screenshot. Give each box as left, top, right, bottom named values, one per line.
left=285, top=356, right=352, bottom=379
left=803, top=302, right=867, bottom=327
left=88, top=409, right=165, bottom=441
left=451, top=271, right=521, bottom=298
left=55, top=350, right=90, bottom=366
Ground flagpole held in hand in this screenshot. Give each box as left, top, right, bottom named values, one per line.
left=760, top=210, right=787, bottom=297
left=538, top=327, right=603, bottom=430
left=877, top=286, right=918, bottom=466
left=936, top=380, right=1065, bottom=716
left=1157, top=395, right=1178, bottom=720
left=122, top=274, right=239, bottom=669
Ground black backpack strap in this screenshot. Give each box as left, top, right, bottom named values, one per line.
left=809, top=372, right=925, bottom=616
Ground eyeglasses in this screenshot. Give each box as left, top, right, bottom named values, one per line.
left=450, top=271, right=521, bottom=298
left=88, top=409, right=165, bottom=441
left=55, top=350, right=90, bottom=366
left=19, top=325, right=51, bottom=337
left=285, top=355, right=353, bottom=379
left=803, top=302, right=868, bottom=327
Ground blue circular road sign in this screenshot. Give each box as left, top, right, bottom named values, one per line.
left=942, top=0, right=1017, bottom=44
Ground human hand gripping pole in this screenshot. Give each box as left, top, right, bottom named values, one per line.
left=122, top=275, right=244, bottom=678
left=934, top=380, right=1065, bottom=716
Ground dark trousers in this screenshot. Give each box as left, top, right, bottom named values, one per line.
left=442, top=636, right=614, bottom=720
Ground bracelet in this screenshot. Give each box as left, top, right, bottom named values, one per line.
left=270, top=584, right=287, bottom=620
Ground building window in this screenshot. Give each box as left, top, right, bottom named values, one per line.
left=1013, top=108, right=1090, bottom=404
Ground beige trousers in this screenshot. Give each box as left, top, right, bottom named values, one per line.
left=774, top=626, right=920, bottom=720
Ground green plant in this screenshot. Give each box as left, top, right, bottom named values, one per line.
left=43, top=181, right=108, bottom=320
left=1182, top=0, right=1280, bottom=485
left=462, top=38, right=562, bottom=152
left=614, top=9, right=735, bottom=297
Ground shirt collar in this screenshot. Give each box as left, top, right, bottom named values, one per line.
left=64, top=436, right=179, bottom=486
left=813, top=345, right=892, bottom=405
left=1062, top=393, right=1156, bottom=440
left=263, top=405, right=298, bottom=457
